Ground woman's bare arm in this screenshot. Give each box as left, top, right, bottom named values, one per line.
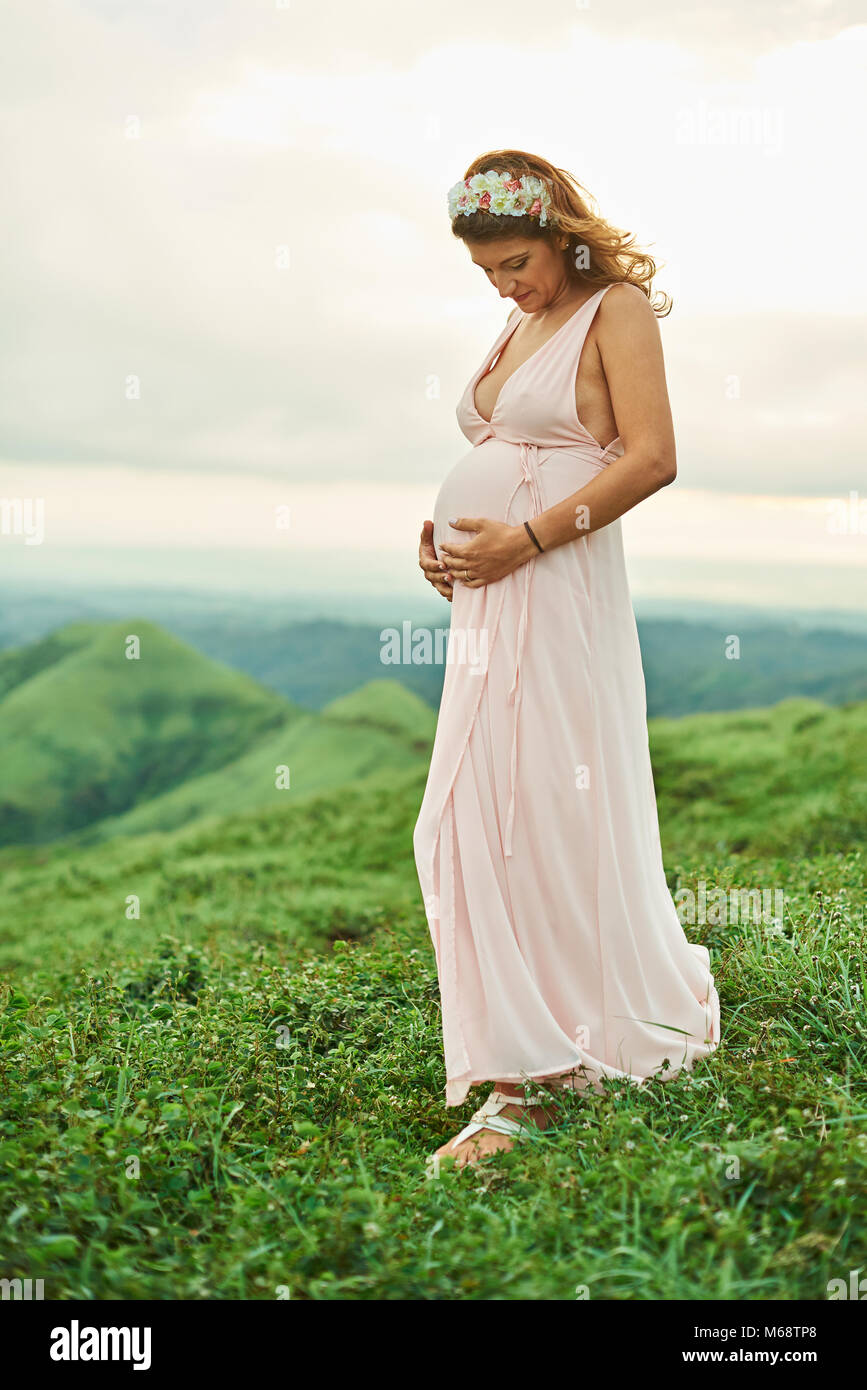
left=440, top=284, right=677, bottom=586
left=530, top=282, right=676, bottom=550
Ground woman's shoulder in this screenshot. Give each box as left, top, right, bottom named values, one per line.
left=599, top=281, right=655, bottom=316
left=596, top=282, right=661, bottom=340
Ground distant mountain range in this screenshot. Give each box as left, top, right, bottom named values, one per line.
left=175, top=615, right=867, bottom=717
left=2, top=587, right=865, bottom=719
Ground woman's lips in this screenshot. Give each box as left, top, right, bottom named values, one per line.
left=514, top=291, right=532, bottom=302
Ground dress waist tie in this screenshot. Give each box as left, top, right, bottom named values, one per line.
left=503, top=440, right=544, bottom=858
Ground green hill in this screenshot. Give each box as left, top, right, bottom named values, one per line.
left=87, top=685, right=436, bottom=843
left=649, top=696, right=867, bottom=856
left=0, top=623, right=96, bottom=699
left=0, top=620, right=298, bottom=845
left=78, top=674, right=437, bottom=842
left=323, top=679, right=438, bottom=747
left=2, top=614, right=864, bottom=860
left=0, top=624, right=438, bottom=848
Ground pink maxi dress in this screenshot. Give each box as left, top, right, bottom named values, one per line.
left=413, top=286, right=721, bottom=1108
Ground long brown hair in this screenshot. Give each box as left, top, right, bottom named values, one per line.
left=450, top=149, right=671, bottom=317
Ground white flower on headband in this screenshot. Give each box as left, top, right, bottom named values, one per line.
left=447, top=169, right=555, bottom=226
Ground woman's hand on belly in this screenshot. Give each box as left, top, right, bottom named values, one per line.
left=418, top=520, right=453, bottom=601
left=439, top=517, right=537, bottom=589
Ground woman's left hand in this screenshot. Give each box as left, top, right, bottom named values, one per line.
left=439, top=517, right=536, bottom=589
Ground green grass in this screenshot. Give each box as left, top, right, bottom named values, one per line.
left=650, top=697, right=867, bottom=857
left=0, top=697, right=865, bottom=1299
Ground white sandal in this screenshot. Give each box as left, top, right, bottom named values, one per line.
left=442, top=1087, right=550, bottom=1157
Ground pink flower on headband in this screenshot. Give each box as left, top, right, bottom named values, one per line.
left=446, top=170, right=555, bottom=226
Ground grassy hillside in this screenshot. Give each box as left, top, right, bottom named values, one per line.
left=323, top=679, right=438, bottom=747
left=84, top=682, right=436, bottom=842
left=0, top=621, right=296, bottom=845
left=0, top=698, right=864, bottom=1299
left=0, top=625, right=436, bottom=848
left=1, top=694, right=862, bottom=973
left=650, top=697, right=867, bottom=857
left=0, top=623, right=96, bottom=699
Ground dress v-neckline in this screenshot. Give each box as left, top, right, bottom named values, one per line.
left=471, top=289, right=602, bottom=425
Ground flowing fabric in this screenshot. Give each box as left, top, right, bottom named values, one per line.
left=413, top=287, right=721, bottom=1107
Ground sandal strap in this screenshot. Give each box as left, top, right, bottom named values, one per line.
left=447, top=1088, right=548, bottom=1152
left=449, top=1114, right=524, bottom=1148
left=488, top=1088, right=549, bottom=1107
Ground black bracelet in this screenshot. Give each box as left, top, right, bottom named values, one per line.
left=524, top=520, right=544, bottom=553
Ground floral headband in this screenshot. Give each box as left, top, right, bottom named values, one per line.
left=447, top=169, right=556, bottom=227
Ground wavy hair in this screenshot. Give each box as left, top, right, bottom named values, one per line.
left=450, top=149, right=671, bottom=317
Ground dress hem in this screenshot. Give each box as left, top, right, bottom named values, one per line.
left=443, top=1045, right=715, bottom=1109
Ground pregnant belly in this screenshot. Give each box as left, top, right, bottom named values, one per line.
left=432, top=439, right=527, bottom=561
left=432, top=438, right=606, bottom=561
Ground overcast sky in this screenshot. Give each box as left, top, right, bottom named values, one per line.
left=1, top=0, right=864, bottom=610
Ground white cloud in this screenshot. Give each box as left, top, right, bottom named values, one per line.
left=0, top=1, right=864, bottom=603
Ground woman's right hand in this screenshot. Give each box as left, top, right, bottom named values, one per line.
left=419, top=520, right=453, bottom=601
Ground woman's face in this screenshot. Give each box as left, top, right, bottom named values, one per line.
left=465, top=234, right=567, bottom=311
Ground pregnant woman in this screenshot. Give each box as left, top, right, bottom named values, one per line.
left=414, top=151, right=720, bottom=1167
